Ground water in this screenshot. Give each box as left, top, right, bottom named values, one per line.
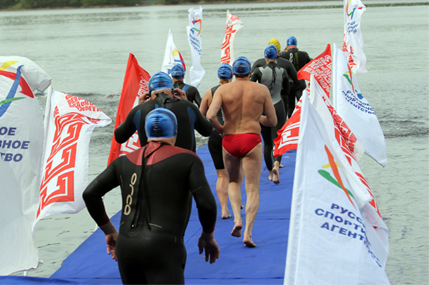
left=1, top=1, right=428, bottom=283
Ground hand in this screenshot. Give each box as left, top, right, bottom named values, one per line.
left=198, top=231, right=220, bottom=264
left=173, top=88, right=187, bottom=100
left=139, top=92, right=151, bottom=104
left=105, top=232, right=119, bottom=261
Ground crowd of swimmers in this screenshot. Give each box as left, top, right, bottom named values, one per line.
left=83, top=36, right=312, bottom=284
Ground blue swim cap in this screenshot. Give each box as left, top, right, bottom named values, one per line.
left=217, top=63, right=233, bottom=80
left=145, top=108, right=178, bottom=139
left=264, top=44, right=278, bottom=60
left=148, top=71, right=174, bottom=93
left=287, top=36, right=297, bottom=46
left=171, top=64, right=185, bottom=79
left=232, top=56, right=251, bottom=76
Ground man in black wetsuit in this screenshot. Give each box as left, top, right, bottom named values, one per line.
left=250, top=44, right=289, bottom=184
left=83, top=108, right=219, bottom=284
left=251, top=38, right=300, bottom=119
left=171, top=64, right=202, bottom=107
left=279, top=36, right=312, bottom=110
left=114, top=71, right=212, bottom=152
left=200, top=63, right=233, bottom=219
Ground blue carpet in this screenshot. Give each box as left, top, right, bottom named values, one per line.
left=5, top=146, right=296, bottom=284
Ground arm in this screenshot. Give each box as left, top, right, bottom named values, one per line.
left=173, top=88, right=187, bottom=100
left=286, top=61, right=299, bottom=86
left=199, top=89, right=212, bottom=116
left=192, top=103, right=213, bottom=137
left=249, top=67, right=261, bottom=83
left=259, top=87, right=277, bottom=127
left=188, top=156, right=219, bottom=264
left=191, top=87, right=202, bottom=107
left=206, top=89, right=223, bottom=135
left=82, top=163, right=120, bottom=260
left=114, top=107, right=138, bottom=144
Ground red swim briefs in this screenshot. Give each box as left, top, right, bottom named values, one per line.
left=222, top=133, right=262, bottom=158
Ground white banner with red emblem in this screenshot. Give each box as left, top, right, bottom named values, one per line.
left=186, top=6, right=205, bottom=88
left=220, top=10, right=244, bottom=65
left=0, top=60, right=46, bottom=275
left=34, top=90, right=111, bottom=226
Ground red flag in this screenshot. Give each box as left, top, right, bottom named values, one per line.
left=107, top=54, right=150, bottom=165
left=297, top=44, right=332, bottom=97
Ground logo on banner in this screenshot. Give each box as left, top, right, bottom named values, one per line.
left=0, top=65, right=34, bottom=118
left=191, top=17, right=202, bottom=36
left=341, top=68, right=375, bottom=115
left=318, top=145, right=356, bottom=208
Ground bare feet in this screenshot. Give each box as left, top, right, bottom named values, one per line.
left=272, top=167, right=280, bottom=185
left=243, top=236, right=257, bottom=248
left=231, top=224, right=243, bottom=237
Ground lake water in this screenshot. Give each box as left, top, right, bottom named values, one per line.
left=1, top=0, right=428, bottom=283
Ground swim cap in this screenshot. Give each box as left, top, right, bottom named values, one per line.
left=268, top=38, right=281, bottom=53
left=148, top=71, right=174, bottom=93
left=171, top=64, right=185, bottom=79
left=145, top=108, right=178, bottom=139
left=264, top=44, right=278, bottom=60
left=287, top=36, right=297, bottom=46
left=232, top=56, right=251, bottom=76
left=217, top=63, right=233, bottom=80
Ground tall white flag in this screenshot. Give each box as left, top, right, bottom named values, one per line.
left=284, top=86, right=390, bottom=284
left=161, top=29, right=186, bottom=79
left=186, top=6, right=205, bottom=88
left=34, top=90, right=111, bottom=227
left=342, top=0, right=369, bottom=73
left=332, top=44, right=387, bottom=167
left=220, top=10, right=244, bottom=65
left=0, top=60, right=47, bottom=275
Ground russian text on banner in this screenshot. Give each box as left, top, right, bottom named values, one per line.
left=186, top=6, right=205, bottom=88
left=107, top=54, right=150, bottom=165
left=34, top=90, right=111, bottom=226
left=220, top=10, right=244, bottom=65
left=284, top=82, right=390, bottom=285
left=0, top=59, right=48, bottom=275
left=161, top=29, right=186, bottom=78
left=297, top=44, right=332, bottom=97
left=342, top=0, right=369, bottom=74
left=332, top=44, right=386, bottom=166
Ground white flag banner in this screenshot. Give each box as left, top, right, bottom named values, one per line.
left=0, top=56, right=51, bottom=93
left=220, top=10, right=244, bottom=65
left=161, top=29, right=186, bottom=79
left=284, top=88, right=390, bottom=285
left=332, top=44, right=387, bottom=167
left=310, top=77, right=390, bottom=265
left=0, top=63, right=44, bottom=275
left=342, top=0, right=369, bottom=74
left=34, top=90, right=111, bottom=227
left=186, top=6, right=205, bottom=88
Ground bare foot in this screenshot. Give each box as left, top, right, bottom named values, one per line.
left=279, top=164, right=284, bottom=168
left=268, top=170, right=273, bottom=181
left=221, top=212, right=232, bottom=219
left=243, top=236, right=257, bottom=248
left=231, top=224, right=243, bottom=237
left=241, top=204, right=244, bottom=210
left=272, top=168, right=280, bottom=185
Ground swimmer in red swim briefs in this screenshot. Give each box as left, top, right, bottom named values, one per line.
left=207, top=56, right=277, bottom=248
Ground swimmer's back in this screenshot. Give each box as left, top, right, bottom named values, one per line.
left=216, top=80, right=269, bottom=136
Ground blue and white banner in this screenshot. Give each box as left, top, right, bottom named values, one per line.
left=186, top=6, right=205, bottom=88
left=284, top=81, right=390, bottom=284
left=332, top=44, right=387, bottom=167
left=0, top=59, right=46, bottom=275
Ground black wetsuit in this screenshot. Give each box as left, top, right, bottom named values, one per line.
left=279, top=48, right=311, bottom=115
left=115, top=93, right=212, bottom=152
left=251, top=57, right=299, bottom=118
left=174, top=81, right=202, bottom=107
left=83, top=142, right=217, bottom=284
left=250, top=62, right=288, bottom=171
left=207, top=85, right=225, bottom=170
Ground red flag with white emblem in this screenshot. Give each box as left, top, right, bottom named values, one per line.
left=107, top=54, right=150, bottom=165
